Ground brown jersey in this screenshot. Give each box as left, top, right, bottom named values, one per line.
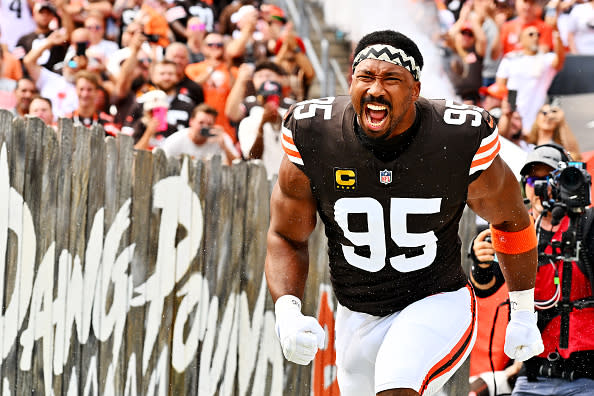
left=282, top=96, right=500, bottom=316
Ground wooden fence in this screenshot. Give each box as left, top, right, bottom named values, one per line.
left=0, top=109, right=475, bottom=395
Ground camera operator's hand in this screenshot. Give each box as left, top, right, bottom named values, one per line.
left=473, top=229, right=496, bottom=263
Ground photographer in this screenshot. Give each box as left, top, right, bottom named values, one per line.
left=237, top=79, right=287, bottom=180
left=161, top=103, right=240, bottom=165
left=469, top=143, right=594, bottom=396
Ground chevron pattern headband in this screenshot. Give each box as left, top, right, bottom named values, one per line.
left=352, top=44, right=421, bottom=81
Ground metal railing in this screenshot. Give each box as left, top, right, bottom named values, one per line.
left=277, top=0, right=349, bottom=97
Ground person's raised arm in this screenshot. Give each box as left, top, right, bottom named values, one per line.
left=551, top=30, right=566, bottom=71
left=23, top=28, right=68, bottom=83
left=114, top=31, right=144, bottom=99
left=467, top=156, right=544, bottom=361
left=224, top=62, right=253, bottom=122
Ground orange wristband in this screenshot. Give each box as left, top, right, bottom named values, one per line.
left=489, top=218, right=537, bottom=255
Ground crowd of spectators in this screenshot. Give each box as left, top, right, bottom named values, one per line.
left=0, top=0, right=315, bottom=179
left=438, top=0, right=591, bottom=157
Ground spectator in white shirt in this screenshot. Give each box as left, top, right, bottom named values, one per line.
left=495, top=25, right=565, bottom=133
left=161, top=103, right=240, bottom=165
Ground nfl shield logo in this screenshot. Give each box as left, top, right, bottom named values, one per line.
left=380, top=169, right=392, bottom=185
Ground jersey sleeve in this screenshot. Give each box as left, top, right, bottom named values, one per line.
left=281, top=105, right=306, bottom=171
left=468, top=109, right=501, bottom=183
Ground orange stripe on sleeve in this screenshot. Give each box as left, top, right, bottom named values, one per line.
left=282, top=144, right=301, bottom=159
left=475, top=134, right=499, bottom=155
left=281, top=133, right=295, bottom=146
left=470, top=141, right=500, bottom=168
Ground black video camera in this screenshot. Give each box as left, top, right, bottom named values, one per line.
left=143, top=32, right=161, bottom=43
left=534, top=161, right=592, bottom=218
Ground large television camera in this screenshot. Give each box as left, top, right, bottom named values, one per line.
left=533, top=161, right=592, bottom=223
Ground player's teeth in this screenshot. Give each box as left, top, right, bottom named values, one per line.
left=367, top=104, right=387, bottom=110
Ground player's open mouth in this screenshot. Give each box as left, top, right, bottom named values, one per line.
left=365, top=103, right=388, bottom=130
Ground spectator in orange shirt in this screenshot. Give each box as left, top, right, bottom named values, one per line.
left=185, top=32, right=238, bottom=142
left=499, top=0, right=554, bottom=54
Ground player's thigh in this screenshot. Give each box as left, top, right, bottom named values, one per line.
left=335, top=303, right=398, bottom=396
left=375, top=285, right=477, bottom=396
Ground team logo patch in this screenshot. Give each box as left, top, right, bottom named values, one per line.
left=334, top=168, right=357, bottom=190
left=380, top=169, right=392, bottom=185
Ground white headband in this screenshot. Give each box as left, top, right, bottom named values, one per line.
left=352, top=44, right=421, bottom=81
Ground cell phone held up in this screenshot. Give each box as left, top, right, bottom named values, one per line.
left=76, top=41, right=88, bottom=56
left=143, top=32, right=161, bottom=43
left=507, top=89, right=517, bottom=112
left=200, top=127, right=215, bottom=137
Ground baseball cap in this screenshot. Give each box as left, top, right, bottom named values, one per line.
left=479, top=83, right=508, bottom=100
left=138, top=90, right=169, bottom=112
left=261, top=4, right=287, bottom=23
left=257, top=80, right=282, bottom=98
left=34, top=1, right=57, bottom=15
left=520, top=145, right=565, bottom=176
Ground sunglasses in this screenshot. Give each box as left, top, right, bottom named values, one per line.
left=206, top=42, right=224, bottom=48
left=525, top=176, right=548, bottom=187
left=138, top=58, right=152, bottom=64
left=461, top=30, right=474, bottom=37
left=527, top=31, right=540, bottom=37
left=539, top=108, right=559, bottom=116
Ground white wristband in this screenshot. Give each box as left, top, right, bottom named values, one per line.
left=509, top=288, right=535, bottom=312
left=275, top=295, right=302, bottom=316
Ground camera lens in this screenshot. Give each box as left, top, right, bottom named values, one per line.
left=559, top=167, right=585, bottom=192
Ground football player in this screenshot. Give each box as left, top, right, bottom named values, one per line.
left=266, top=30, right=544, bottom=396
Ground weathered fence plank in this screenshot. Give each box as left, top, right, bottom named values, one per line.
left=28, top=121, right=59, bottom=396
left=4, top=117, right=27, bottom=395
left=53, top=118, right=74, bottom=396
left=64, top=124, right=92, bottom=395
left=169, top=156, right=205, bottom=396
left=79, top=125, right=107, bottom=396
left=127, top=148, right=153, bottom=394
left=0, top=111, right=8, bottom=396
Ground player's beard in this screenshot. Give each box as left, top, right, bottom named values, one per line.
left=359, top=91, right=413, bottom=142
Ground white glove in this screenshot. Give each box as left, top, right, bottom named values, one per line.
left=274, top=295, right=325, bottom=365
left=504, top=289, right=544, bottom=362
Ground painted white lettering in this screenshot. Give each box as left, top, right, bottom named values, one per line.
left=171, top=273, right=209, bottom=372
left=83, top=355, right=98, bottom=396
left=19, top=243, right=55, bottom=396
left=237, top=276, right=267, bottom=395
left=132, top=160, right=203, bottom=373
left=146, top=347, right=168, bottom=396
left=124, top=353, right=138, bottom=396
left=0, top=143, right=36, bottom=359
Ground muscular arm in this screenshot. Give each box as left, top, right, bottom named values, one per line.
left=265, top=156, right=317, bottom=302
left=467, top=156, right=537, bottom=292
